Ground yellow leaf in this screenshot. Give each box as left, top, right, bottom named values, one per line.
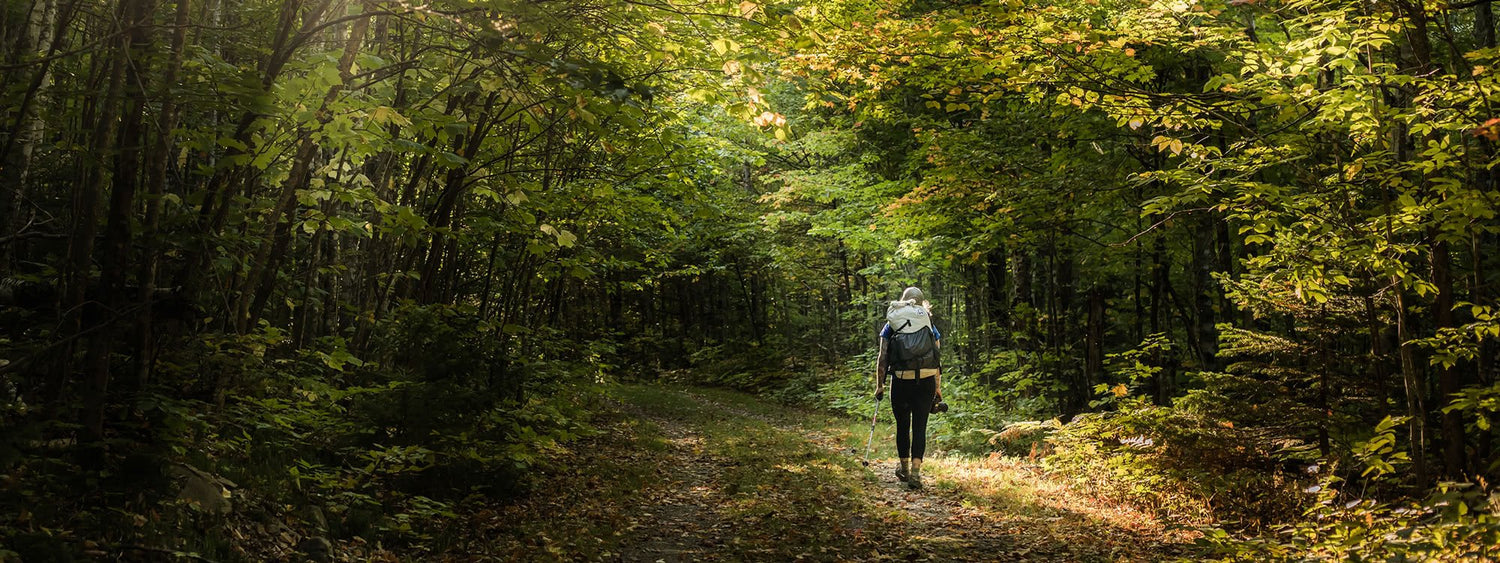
left=1344, top=159, right=1364, bottom=181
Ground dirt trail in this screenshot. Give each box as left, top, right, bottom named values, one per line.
left=865, top=458, right=1024, bottom=556
left=736, top=392, right=1104, bottom=560
left=605, top=388, right=1183, bottom=562
left=676, top=389, right=1020, bottom=557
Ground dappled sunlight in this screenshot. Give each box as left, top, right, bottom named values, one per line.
left=773, top=462, right=811, bottom=474
left=926, top=455, right=1189, bottom=541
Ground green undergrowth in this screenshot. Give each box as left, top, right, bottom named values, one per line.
left=0, top=304, right=613, bottom=561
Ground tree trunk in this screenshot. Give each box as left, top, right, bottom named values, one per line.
left=78, top=0, right=142, bottom=438
left=178, top=0, right=326, bottom=299
left=1192, top=215, right=1219, bottom=370
left=0, top=0, right=65, bottom=264
left=1479, top=0, right=1497, bottom=49
left=1431, top=236, right=1466, bottom=478
left=134, top=0, right=190, bottom=390
left=1085, top=286, right=1105, bottom=393
left=478, top=233, right=504, bottom=318
left=1475, top=232, right=1495, bottom=465
left=1364, top=295, right=1391, bottom=414
left=1151, top=232, right=1169, bottom=403
left=1395, top=282, right=1430, bottom=484
left=986, top=247, right=1009, bottom=352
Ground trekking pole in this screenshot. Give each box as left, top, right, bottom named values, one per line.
left=862, top=394, right=880, bottom=467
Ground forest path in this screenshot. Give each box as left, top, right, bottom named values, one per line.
left=594, top=385, right=1192, bottom=562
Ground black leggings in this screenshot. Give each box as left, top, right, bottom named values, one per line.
left=890, top=375, right=936, bottom=459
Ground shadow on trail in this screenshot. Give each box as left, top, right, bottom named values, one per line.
left=612, top=385, right=883, bottom=561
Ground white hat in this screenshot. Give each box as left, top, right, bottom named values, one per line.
left=900, top=286, right=924, bottom=302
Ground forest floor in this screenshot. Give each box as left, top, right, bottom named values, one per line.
left=482, top=385, right=1197, bottom=562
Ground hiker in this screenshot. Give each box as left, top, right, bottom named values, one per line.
left=874, top=286, right=942, bottom=490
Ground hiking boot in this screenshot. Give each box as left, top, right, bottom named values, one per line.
left=894, top=466, right=909, bottom=482
left=907, top=468, right=922, bottom=490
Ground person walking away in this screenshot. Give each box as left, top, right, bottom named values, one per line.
left=874, top=286, right=942, bottom=489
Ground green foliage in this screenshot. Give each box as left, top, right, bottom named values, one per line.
left=1200, top=432, right=1500, bottom=561
left=1046, top=392, right=1309, bottom=526
left=974, top=349, right=1064, bottom=417
left=0, top=304, right=607, bottom=558
left=9, top=0, right=1500, bottom=557
left=809, top=354, right=1037, bottom=458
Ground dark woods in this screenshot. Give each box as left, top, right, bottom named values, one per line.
left=0, top=0, right=788, bottom=557
left=3, top=0, right=1500, bottom=560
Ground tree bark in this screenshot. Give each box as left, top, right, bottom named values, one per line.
left=74, top=0, right=136, bottom=438
left=1431, top=235, right=1466, bottom=478
left=178, top=0, right=329, bottom=299
left=1477, top=0, right=1497, bottom=50
left=1085, top=286, right=1105, bottom=393
left=986, top=247, right=1009, bottom=352
left=1395, top=282, right=1431, bottom=484
left=1192, top=215, right=1219, bottom=370
left=1475, top=232, right=1495, bottom=465
left=131, top=0, right=190, bottom=390
left=1151, top=232, right=1169, bottom=403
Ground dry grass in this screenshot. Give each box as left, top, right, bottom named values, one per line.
left=930, top=453, right=1192, bottom=536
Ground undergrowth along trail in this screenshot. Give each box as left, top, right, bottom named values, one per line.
left=497, top=384, right=1193, bottom=562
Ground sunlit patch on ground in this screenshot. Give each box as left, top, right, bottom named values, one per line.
left=924, top=455, right=1200, bottom=545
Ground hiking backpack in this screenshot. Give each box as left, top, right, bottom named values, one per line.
left=886, top=300, right=940, bottom=371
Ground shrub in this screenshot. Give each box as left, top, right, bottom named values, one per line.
left=0, top=303, right=609, bottom=560
left=1045, top=392, right=1310, bottom=526
left=1198, top=417, right=1500, bottom=561
left=987, top=419, right=1061, bottom=458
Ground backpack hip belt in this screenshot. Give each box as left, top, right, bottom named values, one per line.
left=893, top=368, right=939, bottom=380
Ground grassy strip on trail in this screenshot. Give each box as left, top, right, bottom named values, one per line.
left=919, top=456, right=1195, bottom=560
left=476, top=384, right=1188, bottom=562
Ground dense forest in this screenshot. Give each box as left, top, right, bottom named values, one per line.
left=3, top=0, right=1500, bottom=560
